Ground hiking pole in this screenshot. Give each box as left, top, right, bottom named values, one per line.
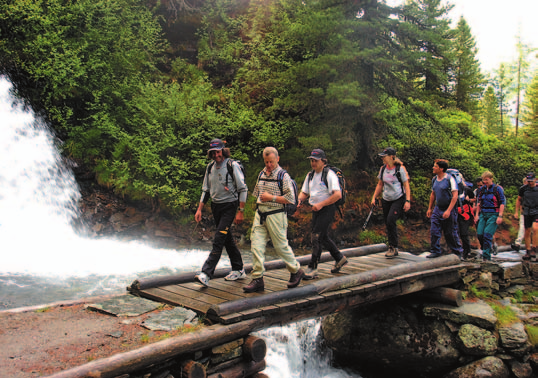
left=362, top=200, right=377, bottom=231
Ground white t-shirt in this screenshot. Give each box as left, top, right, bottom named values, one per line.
left=302, top=168, right=341, bottom=205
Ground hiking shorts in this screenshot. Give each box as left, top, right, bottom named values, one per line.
left=524, top=213, right=538, bottom=229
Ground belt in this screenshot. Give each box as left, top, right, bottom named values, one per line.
left=257, top=208, right=284, bottom=225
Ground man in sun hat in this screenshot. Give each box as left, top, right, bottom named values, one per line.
left=194, top=138, right=248, bottom=287
left=515, top=172, right=538, bottom=260
left=298, top=149, right=347, bottom=279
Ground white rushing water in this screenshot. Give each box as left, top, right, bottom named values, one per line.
left=0, top=77, right=362, bottom=377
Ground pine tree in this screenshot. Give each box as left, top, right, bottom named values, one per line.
left=452, top=16, right=484, bottom=114
left=521, top=74, right=538, bottom=147
left=478, top=85, right=502, bottom=136
left=399, top=0, right=454, bottom=101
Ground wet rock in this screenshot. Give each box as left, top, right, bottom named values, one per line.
left=443, top=356, right=509, bottom=378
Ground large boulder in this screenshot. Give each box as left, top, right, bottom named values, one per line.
left=322, top=302, right=461, bottom=377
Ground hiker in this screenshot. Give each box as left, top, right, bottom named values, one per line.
left=371, top=147, right=411, bottom=258
left=514, top=172, right=538, bottom=260
left=474, top=171, right=506, bottom=261
left=298, top=149, right=348, bottom=279
left=457, top=181, right=475, bottom=259
left=511, top=176, right=528, bottom=252
left=243, top=147, right=305, bottom=293
left=426, top=159, right=463, bottom=259
left=194, top=139, right=248, bottom=287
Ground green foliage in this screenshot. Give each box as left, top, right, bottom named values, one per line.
left=358, top=230, right=387, bottom=245
left=489, top=303, right=519, bottom=327
left=525, top=325, right=538, bottom=346
left=0, top=0, right=537, bottom=218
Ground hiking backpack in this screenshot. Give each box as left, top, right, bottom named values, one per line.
left=206, top=159, right=246, bottom=189
left=446, top=168, right=466, bottom=206
left=307, top=165, right=347, bottom=212
left=257, top=169, right=299, bottom=219
left=477, top=184, right=502, bottom=209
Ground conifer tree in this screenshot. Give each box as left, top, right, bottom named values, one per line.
left=521, top=74, right=538, bottom=147
left=399, top=0, right=454, bottom=102
left=452, top=16, right=484, bottom=114
left=478, top=85, right=502, bottom=136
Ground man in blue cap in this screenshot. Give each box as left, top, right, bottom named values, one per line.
left=298, top=149, right=347, bottom=279
left=194, top=138, right=248, bottom=287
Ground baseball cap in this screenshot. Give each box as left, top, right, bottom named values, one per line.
left=378, top=147, right=396, bottom=157
left=208, top=138, right=225, bottom=151
left=526, top=172, right=536, bottom=180
left=307, top=149, right=326, bottom=160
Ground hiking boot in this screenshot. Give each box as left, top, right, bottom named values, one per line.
left=531, top=247, right=536, bottom=261
left=303, top=267, right=318, bottom=280
left=385, top=246, right=398, bottom=259
left=523, top=252, right=532, bottom=261
left=225, top=269, right=247, bottom=281
left=331, top=256, right=349, bottom=273
left=243, top=277, right=264, bottom=293
left=427, top=252, right=442, bottom=259
left=195, top=272, right=210, bottom=287
left=287, top=269, right=305, bottom=288
left=511, top=243, right=521, bottom=252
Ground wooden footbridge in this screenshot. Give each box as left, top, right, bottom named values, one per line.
left=128, top=244, right=464, bottom=327
left=43, top=243, right=465, bottom=378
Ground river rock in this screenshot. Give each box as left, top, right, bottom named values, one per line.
left=443, top=356, right=509, bottom=378
left=423, top=299, right=497, bottom=329
left=457, top=324, right=498, bottom=356
left=322, top=303, right=460, bottom=377
left=498, top=322, right=530, bottom=353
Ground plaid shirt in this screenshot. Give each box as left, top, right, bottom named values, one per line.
left=253, top=166, right=295, bottom=212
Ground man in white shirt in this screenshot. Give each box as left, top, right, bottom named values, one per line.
left=298, top=149, right=347, bottom=279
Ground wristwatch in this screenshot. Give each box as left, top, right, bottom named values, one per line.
left=238, top=208, right=245, bottom=212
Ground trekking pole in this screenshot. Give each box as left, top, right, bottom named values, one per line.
left=362, top=200, right=377, bottom=231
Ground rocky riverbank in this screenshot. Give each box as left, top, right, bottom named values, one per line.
left=322, top=253, right=538, bottom=378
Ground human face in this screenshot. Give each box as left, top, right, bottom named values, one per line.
left=264, top=153, right=279, bottom=174
left=482, top=176, right=493, bottom=187
left=309, top=158, right=324, bottom=173
left=210, top=149, right=224, bottom=164
left=432, top=163, right=442, bottom=175
left=528, top=179, right=536, bottom=188
left=477, top=180, right=483, bottom=188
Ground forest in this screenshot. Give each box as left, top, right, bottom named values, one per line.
left=1, top=0, right=537, bottom=221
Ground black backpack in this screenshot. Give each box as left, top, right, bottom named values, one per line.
left=257, top=169, right=299, bottom=219
left=207, top=159, right=245, bottom=189
left=307, top=165, right=347, bottom=213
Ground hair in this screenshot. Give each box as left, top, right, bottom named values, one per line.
left=434, top=159, right=449, bottom=172
left=207, top=148, right=230, bottom=159
left=475, top=177, right=483, bottom=183
left=263, top=146, right=279, bottom=158
left=481, top=171, right=494, bottom=180
left=523, top=177, right=528, bottom=185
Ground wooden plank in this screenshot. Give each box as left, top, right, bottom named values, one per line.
left=158, top=285, right=228, bottom=307
left=176, top=283, right=248, bottom=302
left=139, top=287, right=212, bottom=313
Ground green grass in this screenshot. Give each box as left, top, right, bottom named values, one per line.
left=489, top=303, right=519, bottom=327
left=526, top=325, right=538, bottom=346
left=358, top=230, right=387, bottom=245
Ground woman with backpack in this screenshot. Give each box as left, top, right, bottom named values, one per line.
left=474, top=171, right=506, bottom=261
left=371, top=147, right=411, bottom=258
